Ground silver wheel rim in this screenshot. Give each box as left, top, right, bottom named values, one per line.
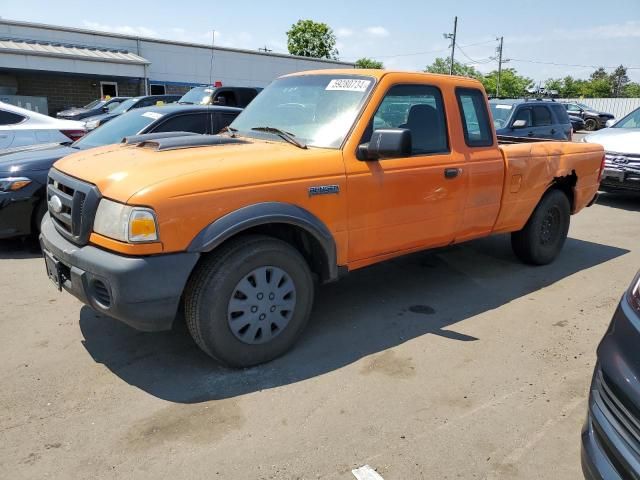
left=227, top=266, right=296, bottom=345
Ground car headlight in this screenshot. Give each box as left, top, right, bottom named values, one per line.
left=0, top=177, right=32, bottom=192
left=85, top=120, right=101, bottom=130
left=93, top=199, right=158, bottom=243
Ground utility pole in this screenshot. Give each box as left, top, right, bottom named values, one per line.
left=443, top=16, right=458, bottom=75
left=496, top=36, right=504, bottom=97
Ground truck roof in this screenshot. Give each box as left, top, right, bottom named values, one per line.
left=284, top=68, right=485, bottom=87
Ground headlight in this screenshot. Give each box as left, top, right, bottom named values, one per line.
left=93, top=199, right=158, bottom=243
left=85, top=120, right=101, bottom=130
left=0, top=177, right=32, bottom=192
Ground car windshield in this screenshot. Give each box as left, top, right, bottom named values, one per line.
left=179, top=87, right=214, bottom=105
left=489, top=103, right=513, bottom=128
left=109, top=98, right=139, bottom=115
left=576, top=103, right=593, bottom=110
left=73, top=109, right=162, bottom=149
left=612, top=108, right=640, bottom=129
left=230, top=74, right=375, bottom=149
left=82, top=99, right=104, bottom=109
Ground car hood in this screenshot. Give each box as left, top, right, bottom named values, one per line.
left=0, top=143, right=79, bottom=174
left=53, top=136, right=341, bottom=204
left=584, top=128, right=640, bottom=154
left=58, top=108, right=90, bottom=116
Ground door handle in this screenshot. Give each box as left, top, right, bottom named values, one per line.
left=444, top=168, right=462, bottom=179
left=527, top=131, right=534, bottom=137
left=551, top=129, right=556, bottom=134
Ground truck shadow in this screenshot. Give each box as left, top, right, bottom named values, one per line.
left=596, top=192, right=640, bottom=212
left=79, top=235, right=629, bottom=403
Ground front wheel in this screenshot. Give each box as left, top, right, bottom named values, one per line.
left=184, top=235, right=314, bottom=368
left=511, top=189, right=571, bottom=265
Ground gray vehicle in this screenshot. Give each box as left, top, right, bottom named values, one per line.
left=584, top=107, right=640, bottom=193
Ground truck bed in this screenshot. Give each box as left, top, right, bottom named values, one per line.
left=492, top=141, right=604, bottom=234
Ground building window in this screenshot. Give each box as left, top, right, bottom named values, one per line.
left=100, top=81, right=118, bottom=98
left=150, top=84, right=166, bottom=95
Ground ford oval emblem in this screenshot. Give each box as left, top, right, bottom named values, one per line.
left=49, top=195, right=63, bottom=214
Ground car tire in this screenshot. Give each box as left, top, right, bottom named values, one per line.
left=584, top=118, right=598, bottom=131
left=32, top=200, right=48, bottom=235
left=511, top=189, right=571, bottom=265
left=184, top=235, right=314, bottom=368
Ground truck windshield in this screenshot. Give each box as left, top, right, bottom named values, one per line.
left=72, top=110, right=161, bottom=149
left=489, top=103, right=513, bottom=128
left=230, top=74, right=375, bottom=149
left=179, top=87, right=214, bottom=105
left=109, top=98, right=139, bottom=115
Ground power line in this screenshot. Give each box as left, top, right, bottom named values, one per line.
left=455, top=43, right=494, bottom=65
left=508, top=58, right=640, bottom=70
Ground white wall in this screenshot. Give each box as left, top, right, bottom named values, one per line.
left=0, top=20, right=353, bottom=88
left=560, top=98, right=640, bottom=119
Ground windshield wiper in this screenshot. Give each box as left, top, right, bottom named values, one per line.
left=251, top=126, right=307, bottom=149
left=219, top=125, right=238, bottom=138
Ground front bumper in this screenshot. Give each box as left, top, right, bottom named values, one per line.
left=600, top=169, right=640, bottom=192
left=39, top=213, right=200, bottom=331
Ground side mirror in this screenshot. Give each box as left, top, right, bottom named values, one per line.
left=102, top=106, right=110, bottom=112
left=357, top=128, right=412, bottom=161
left=512, top=119, right=527, bottom=129
left=213, top=96, right=227, bottom=106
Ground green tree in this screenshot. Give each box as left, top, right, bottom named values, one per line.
left=623, top=82, right=640, bottom=97
left=590, top=67, right=609, bottom=81
left=480, top=68, right=533, bottom=97
left=610, top=65, right=630, bottom=97
left=286, top=19, right=338, bottom=60
left=425, top=57, right=482, bottom=78
left=544, top=78, right=563, bottom=94
left=355, top=57, right=384, bottom=69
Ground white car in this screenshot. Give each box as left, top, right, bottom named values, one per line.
left=0, top=102, right=86, bottom=151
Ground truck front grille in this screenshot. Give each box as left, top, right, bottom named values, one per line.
left=47, top=169, right=101, bottom=245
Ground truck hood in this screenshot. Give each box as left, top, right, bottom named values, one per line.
left=585, top=128, right=640, bottom=155
left=53, top=137, right=340, bottom=203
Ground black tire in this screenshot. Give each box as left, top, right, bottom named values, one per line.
left=32, top=200, right=47, bottom=235
left=184, top=235, right=314, bottom=368
left=584, top=118, right=598, bottom=131
left=511, top=189, right=571, bottom=265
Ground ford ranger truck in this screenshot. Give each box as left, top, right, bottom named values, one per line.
left=40, top=70, right=604, bottom=367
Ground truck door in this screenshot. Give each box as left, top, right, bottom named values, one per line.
left=343, top=80, right=467, bottom=264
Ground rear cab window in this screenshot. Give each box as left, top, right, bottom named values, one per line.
left=456, top=88, right=493, bottom=147
left=532, top=106, right=552, bottom=126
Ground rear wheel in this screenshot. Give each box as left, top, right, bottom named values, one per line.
left=184, top=235, right=314, bottom=367
left=511, top=189, right=571, bottom=265
left=584, top=118, right=598, bottom=131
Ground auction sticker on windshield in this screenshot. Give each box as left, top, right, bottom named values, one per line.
left=326, top=79, right=371, bottom=92
left=495, top=105, right=512, bottom=109
left=142, top=112, right=164, bottom=120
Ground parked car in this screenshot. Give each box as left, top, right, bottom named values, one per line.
left=489, top=98, right=572, bottom=140
left=0, top=104, right=241, bottom=239
left=56, top=97, right=130, bottom=120
left=581, top=269, right=640, bottom=480
left=559, top=102, right=614, bottom=131
left=0, top=101, right=86, bottom=151
left=569, top=114, right=585, bottom=132
left=40, top=70, right=604, bottom=367
left=583, top=106, right=640, bottom=192
left=83, top=95, right=181, bottom=130
left=178, top=86, right=262, bottom=107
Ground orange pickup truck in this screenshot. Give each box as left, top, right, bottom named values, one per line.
left=40, top=70, right=604, bottom=367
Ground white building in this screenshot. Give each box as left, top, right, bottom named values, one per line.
left=0, top=19, right=353, bottom=114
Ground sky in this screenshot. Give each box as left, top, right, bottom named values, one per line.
left=3, top=0, right=640, bottom=83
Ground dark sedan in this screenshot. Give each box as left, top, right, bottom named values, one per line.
left=569, top=114, right=586, bottom=132
left=0, top=104, right=241, bottom=239
left=582, top=270, right=640, bottom=479
left=82, top=94, right=181, bottom=130
left=56, top=97, right=130, bottom=120
left=561, top=102, right=615, bottom=131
